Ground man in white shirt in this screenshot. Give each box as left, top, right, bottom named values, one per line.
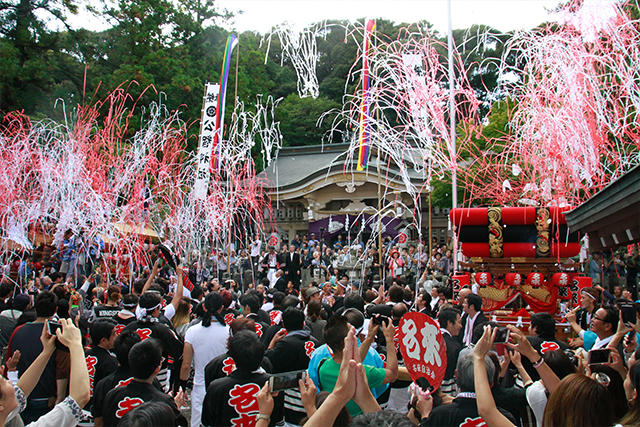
left=217, top=253, right=227, bottom=279
left=250, top=235, right=261, bottom=277
left=587, top=306, right=618, bottom=349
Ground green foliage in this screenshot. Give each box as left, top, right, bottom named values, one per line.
left=0, top=1, right=525, bottom=177
left=276, top=94, right=340, bottom=146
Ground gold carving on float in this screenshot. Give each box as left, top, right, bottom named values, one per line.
left=488, top=207, right=503, bottom=258
left=536, top=208, right=550, bottom=257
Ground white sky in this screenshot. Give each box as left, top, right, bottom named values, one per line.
left=214, top=0, right=562, bottom=33
left=69, top=0, right=565, bottom=34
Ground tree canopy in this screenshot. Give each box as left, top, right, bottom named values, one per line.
left=0, top=1, right=523, bottom=206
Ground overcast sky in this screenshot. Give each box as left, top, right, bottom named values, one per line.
left=214, top=0, right=562, bottom=33
left=69, top=0, right=567, bottom=34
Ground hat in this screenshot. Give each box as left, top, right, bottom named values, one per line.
left=13, top=294, right=30, bottom=311
left=305, top=286, right=321, bottom=299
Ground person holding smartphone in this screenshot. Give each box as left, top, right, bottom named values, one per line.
left=2, top=318, right=91, bottom=427
left=264, top=307, right=319, bottom=425
left=5, top=291, right=59, bottom=423
left=317, top=315, right=397, bottom=417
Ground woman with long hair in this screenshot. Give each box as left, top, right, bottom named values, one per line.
left=543, top=374, right=616, bottom=427
left=179, top=292, right=229, bottom=427
left=171, top=297, right=192, bottom=338
left=621, top=360, right=640, bottom=426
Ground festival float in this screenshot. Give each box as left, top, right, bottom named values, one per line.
left=449, top=206, right=592, bottom=333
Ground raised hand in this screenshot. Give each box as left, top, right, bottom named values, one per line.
left=506, top=325, right=539, bottom=362
left=41, top=321, right=56, bottom=354
left=299, top=374, right=317, bottom=416
left=55, top=318, right=82, bottom=348
left=333, top=331, right=358, bottom=404
left=474, top=325, right=496, bottom=359
left=257, top=381, right=275, bottom=418
left=6, top=350, right=20, bottom=372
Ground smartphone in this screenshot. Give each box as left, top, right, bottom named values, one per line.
left=620, top=302, right=636, bottom=324
left=269, top=370, right=306, bottom=392
left=494, top=327, right=510, bottom=344
left=47, top=321, right=61, bottom=336
left=588, top=348, right=611, bottom=365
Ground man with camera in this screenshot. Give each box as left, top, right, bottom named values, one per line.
left=6, top=291, right=59, bottom=423
left=316, top=315, right=398, bottom=417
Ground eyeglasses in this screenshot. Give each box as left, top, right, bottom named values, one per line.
left=592, top=316, right=606, bottom=322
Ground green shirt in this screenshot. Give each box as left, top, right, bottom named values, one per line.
left=317, top=357, right=387, bottom=416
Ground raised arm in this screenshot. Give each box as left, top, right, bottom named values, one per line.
left=473, top=325, right=515, bottom=427
left=372, top=285, right=384, bottom=305
left=507, top=325, right=561, bottom=394
left=509, top=350, right=533, bottom=387
left=138, top=258, right=160, bottom=296
left=169, top=265, right=185, bottom=312
left=381, top=320, right=398, bottom=384
left=359, top=321, right=379, bottom=362
left=608, top=311, right=631, bottom=351
left=56, top=318, right=91, bottom=407
left=565, top=308, right=584, bottom=336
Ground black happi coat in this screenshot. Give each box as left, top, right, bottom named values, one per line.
left=102, top=380, right=186, bottom=426
left=202, top=370, right=283, bottom=427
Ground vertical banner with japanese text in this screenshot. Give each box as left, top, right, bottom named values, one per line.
left=193, top=83, right=221, bottom=200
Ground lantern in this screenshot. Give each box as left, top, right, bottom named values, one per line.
left=504, top=272, right=523, bottom=287
left=551, top=272, right=570, bottom=288
left=474, top=272, right=492, bottom=286
left=527, top=272, right=545, bottom=287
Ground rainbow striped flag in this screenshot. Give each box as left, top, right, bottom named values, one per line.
left=357, top=20, right=375, bottom=171
left=212, top=34, right=239, bottom=171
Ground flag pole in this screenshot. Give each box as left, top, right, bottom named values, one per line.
left=448, top=0, right=458, bottom=274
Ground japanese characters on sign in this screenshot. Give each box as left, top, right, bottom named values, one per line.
left=193, top=83, right=221, bottom=200
left=398, top=312, right=447, bottom=389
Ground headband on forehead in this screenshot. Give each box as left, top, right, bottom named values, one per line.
left=581, top=290, right=597, bottom=301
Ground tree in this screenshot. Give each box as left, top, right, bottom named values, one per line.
left=276, top=94, right=340, bottom=146
left=0, top=0, right=78, bottom=113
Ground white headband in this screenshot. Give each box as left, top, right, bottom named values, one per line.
left=138, top=302, right=162, bottom=319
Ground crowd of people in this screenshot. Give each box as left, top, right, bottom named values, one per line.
left=0, top=232, right=639, bottom=427
left=204, top=233, right=456, bottom=294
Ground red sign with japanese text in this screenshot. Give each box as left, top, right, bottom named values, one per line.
left=398, top=312, right=447, bottom=389
left=570, top=276, right=592, bottom=308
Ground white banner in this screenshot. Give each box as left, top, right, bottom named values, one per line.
left=193, top=83, right=221, bottom=200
